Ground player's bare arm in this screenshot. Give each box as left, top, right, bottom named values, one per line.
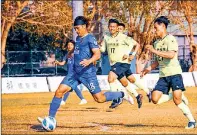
left=145, top=45, right=176, bottom=59
left=80, top=48, right=101, bottom=67
left=140, top=61, right=159, bottom=78
left=55, top=60, right=66, bottom=66
left=129, top=42, right=140, bottom=61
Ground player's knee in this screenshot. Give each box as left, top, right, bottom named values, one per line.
left=108, top=77, right=114, bottom=83
left=93, top=94, right=105, bottom=103
left=55, top=89, right=64, bottom=98
left=173, top=96, right=182, bottom=105
left=94, top=97, right=105, bottom=103
left=152, top=99, right=158, bottom=104
left=151, top=96, right=159, bottom=104
left=127, top=76, right=135, bottom=83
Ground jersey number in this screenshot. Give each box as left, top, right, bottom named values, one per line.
left=111, top=48, right=115, bottom=53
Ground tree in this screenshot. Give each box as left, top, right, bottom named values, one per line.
left=1, top=1, right=72, bottom=68
left=169, top=0, right=197, bottom=71
left=84, top=0, right=174, bottom=73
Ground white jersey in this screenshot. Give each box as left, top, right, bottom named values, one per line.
left=100, top=32, right=137, bottom=65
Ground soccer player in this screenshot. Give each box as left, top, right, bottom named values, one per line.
left=118, top=22, right=126, bottom=34
left=55, top=39, right=87, bottom=105
left=141, top=16, right=196, bottom=129
left=100, top=19, right=151, bottom=109
left=38, top=16, right=127, bottom=127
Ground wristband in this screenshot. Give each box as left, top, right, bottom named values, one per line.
left=132, top=52, right=137, bottom=56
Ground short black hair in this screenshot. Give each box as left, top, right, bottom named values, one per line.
left=118, top=23, right=125, bottom=28
left=74, top=16, right=89, bottom=27
left=154, top=16, right=170, bottom=28
left=108, top=18, right=119, bottom=26
left=66, top=39, right=75, bottom=47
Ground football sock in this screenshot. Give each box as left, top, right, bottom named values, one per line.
left=177, top=102, right=195, bottom=122
left=133, top=79, right=150, bottom=94
left=49, top=96, right=62, bottom=118
left=157, top=93, right=173, bottom=104
left=62, top=92, right=70, bottom=102
left=125, top=83, right=138, bottom=97
left=104, top=91, right=124, bottom=101
left=74, top=87, right=84, bottom=100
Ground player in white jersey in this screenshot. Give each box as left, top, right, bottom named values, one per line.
left=141, top=16, right=196, bottom=129
left=99, top=19, right=151, bottom=108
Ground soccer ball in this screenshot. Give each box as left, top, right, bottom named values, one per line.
left=42, top=116, right=57, bottom=131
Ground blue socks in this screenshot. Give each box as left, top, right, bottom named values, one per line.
left=63, top=92, right=70, bottom=102
left=49, top=97, right=62, bottom=118
left=104, top=91, right=124, bottom=101
left=74, top=87, right=84, bottom=100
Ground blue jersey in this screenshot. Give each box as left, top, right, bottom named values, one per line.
left=74, top=34, right=99, bottom=73
left=63, top=53, right=74, bottom=73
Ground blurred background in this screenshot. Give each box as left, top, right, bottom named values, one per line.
left=1, top=0, right=197, bottom=77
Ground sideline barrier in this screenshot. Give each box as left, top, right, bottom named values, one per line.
left=2, top=77, right=49, bottom=94
left=47, top=76, right=65, bottom=92
left=181, top=72, right=195, bottom=87
left=192, top=71, right=197, bottom=86
left=2, top=72, right=196, bottom=94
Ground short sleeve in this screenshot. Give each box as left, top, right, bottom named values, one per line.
left=89, top=35, right=99, bottom=49
left=167, top=36, right=178, bottom=51
left=124, top=36, right=136, bottom=49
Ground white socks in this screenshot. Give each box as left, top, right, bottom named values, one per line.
left=125, top=83, right=139, bottom=97
left=157, top=93, right=173, bottom=104
left=134, top=79, right=150, bottom=94
left=177, top=102, right=195, bottom=122
left=109, top=82, right=118, bottom=92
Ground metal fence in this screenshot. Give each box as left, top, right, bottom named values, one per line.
left=1, top=47, right=192, bottom=77
left=1, top=51, right=67, bottom=77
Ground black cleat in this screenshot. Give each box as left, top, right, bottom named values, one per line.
left=109, top=98, right=123, bottom=109
left=136, top=94, right=143, bottom=108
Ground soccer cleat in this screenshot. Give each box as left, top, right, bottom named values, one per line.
left=60, top=101, right=66, bottom=105
left=136, top=94, right=143, bottom=109
left=37, top=117, right=44, bottom=123
left=147, top=92, right=152, bottom=103
left=79, top=99, right=87, bottom=105
left=109, top=98, right=123, bottom=109
left=185, top=120, right=196, bottom=129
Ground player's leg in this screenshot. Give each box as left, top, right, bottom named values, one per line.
left=109, top=63, right=134, bottom=107
left=79, top=73, right=124, bottom=104
left=151, top=77, right=170, bottom=104
left=61, top=92, right=70, bottom=105
left=171, top=74, right=196, bottom=129
left=73, top=86, right=87, bottom=105
left=37, top=75, right=79, bottom=123
left=126, top=73, right=151, bottom=102
left=108, top=63, right=120, bottom=92
left=49, top=84, right=72, bottom=118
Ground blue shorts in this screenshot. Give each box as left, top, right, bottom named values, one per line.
left=61, top=68, right=101, bottom=95
left=60, top=74, right=79, bottom=91
left=110, top=62, right=132, bottom=80
left=153, top=74, right=185, bottom=94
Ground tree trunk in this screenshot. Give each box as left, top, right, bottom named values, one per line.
left=1, top=1, right=29, bottom=68
left=1, top=22, right=12, bottom=69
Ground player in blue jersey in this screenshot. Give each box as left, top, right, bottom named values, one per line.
left=55, top=40, right=87, bottom=105
left=37, top=16, right=126, bottom=127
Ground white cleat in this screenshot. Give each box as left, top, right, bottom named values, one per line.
left=37, top=117, right=44, bottom=123
left=79, top=99, right=87, bottom=105
left=60, top=101, right=66, bottom=105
